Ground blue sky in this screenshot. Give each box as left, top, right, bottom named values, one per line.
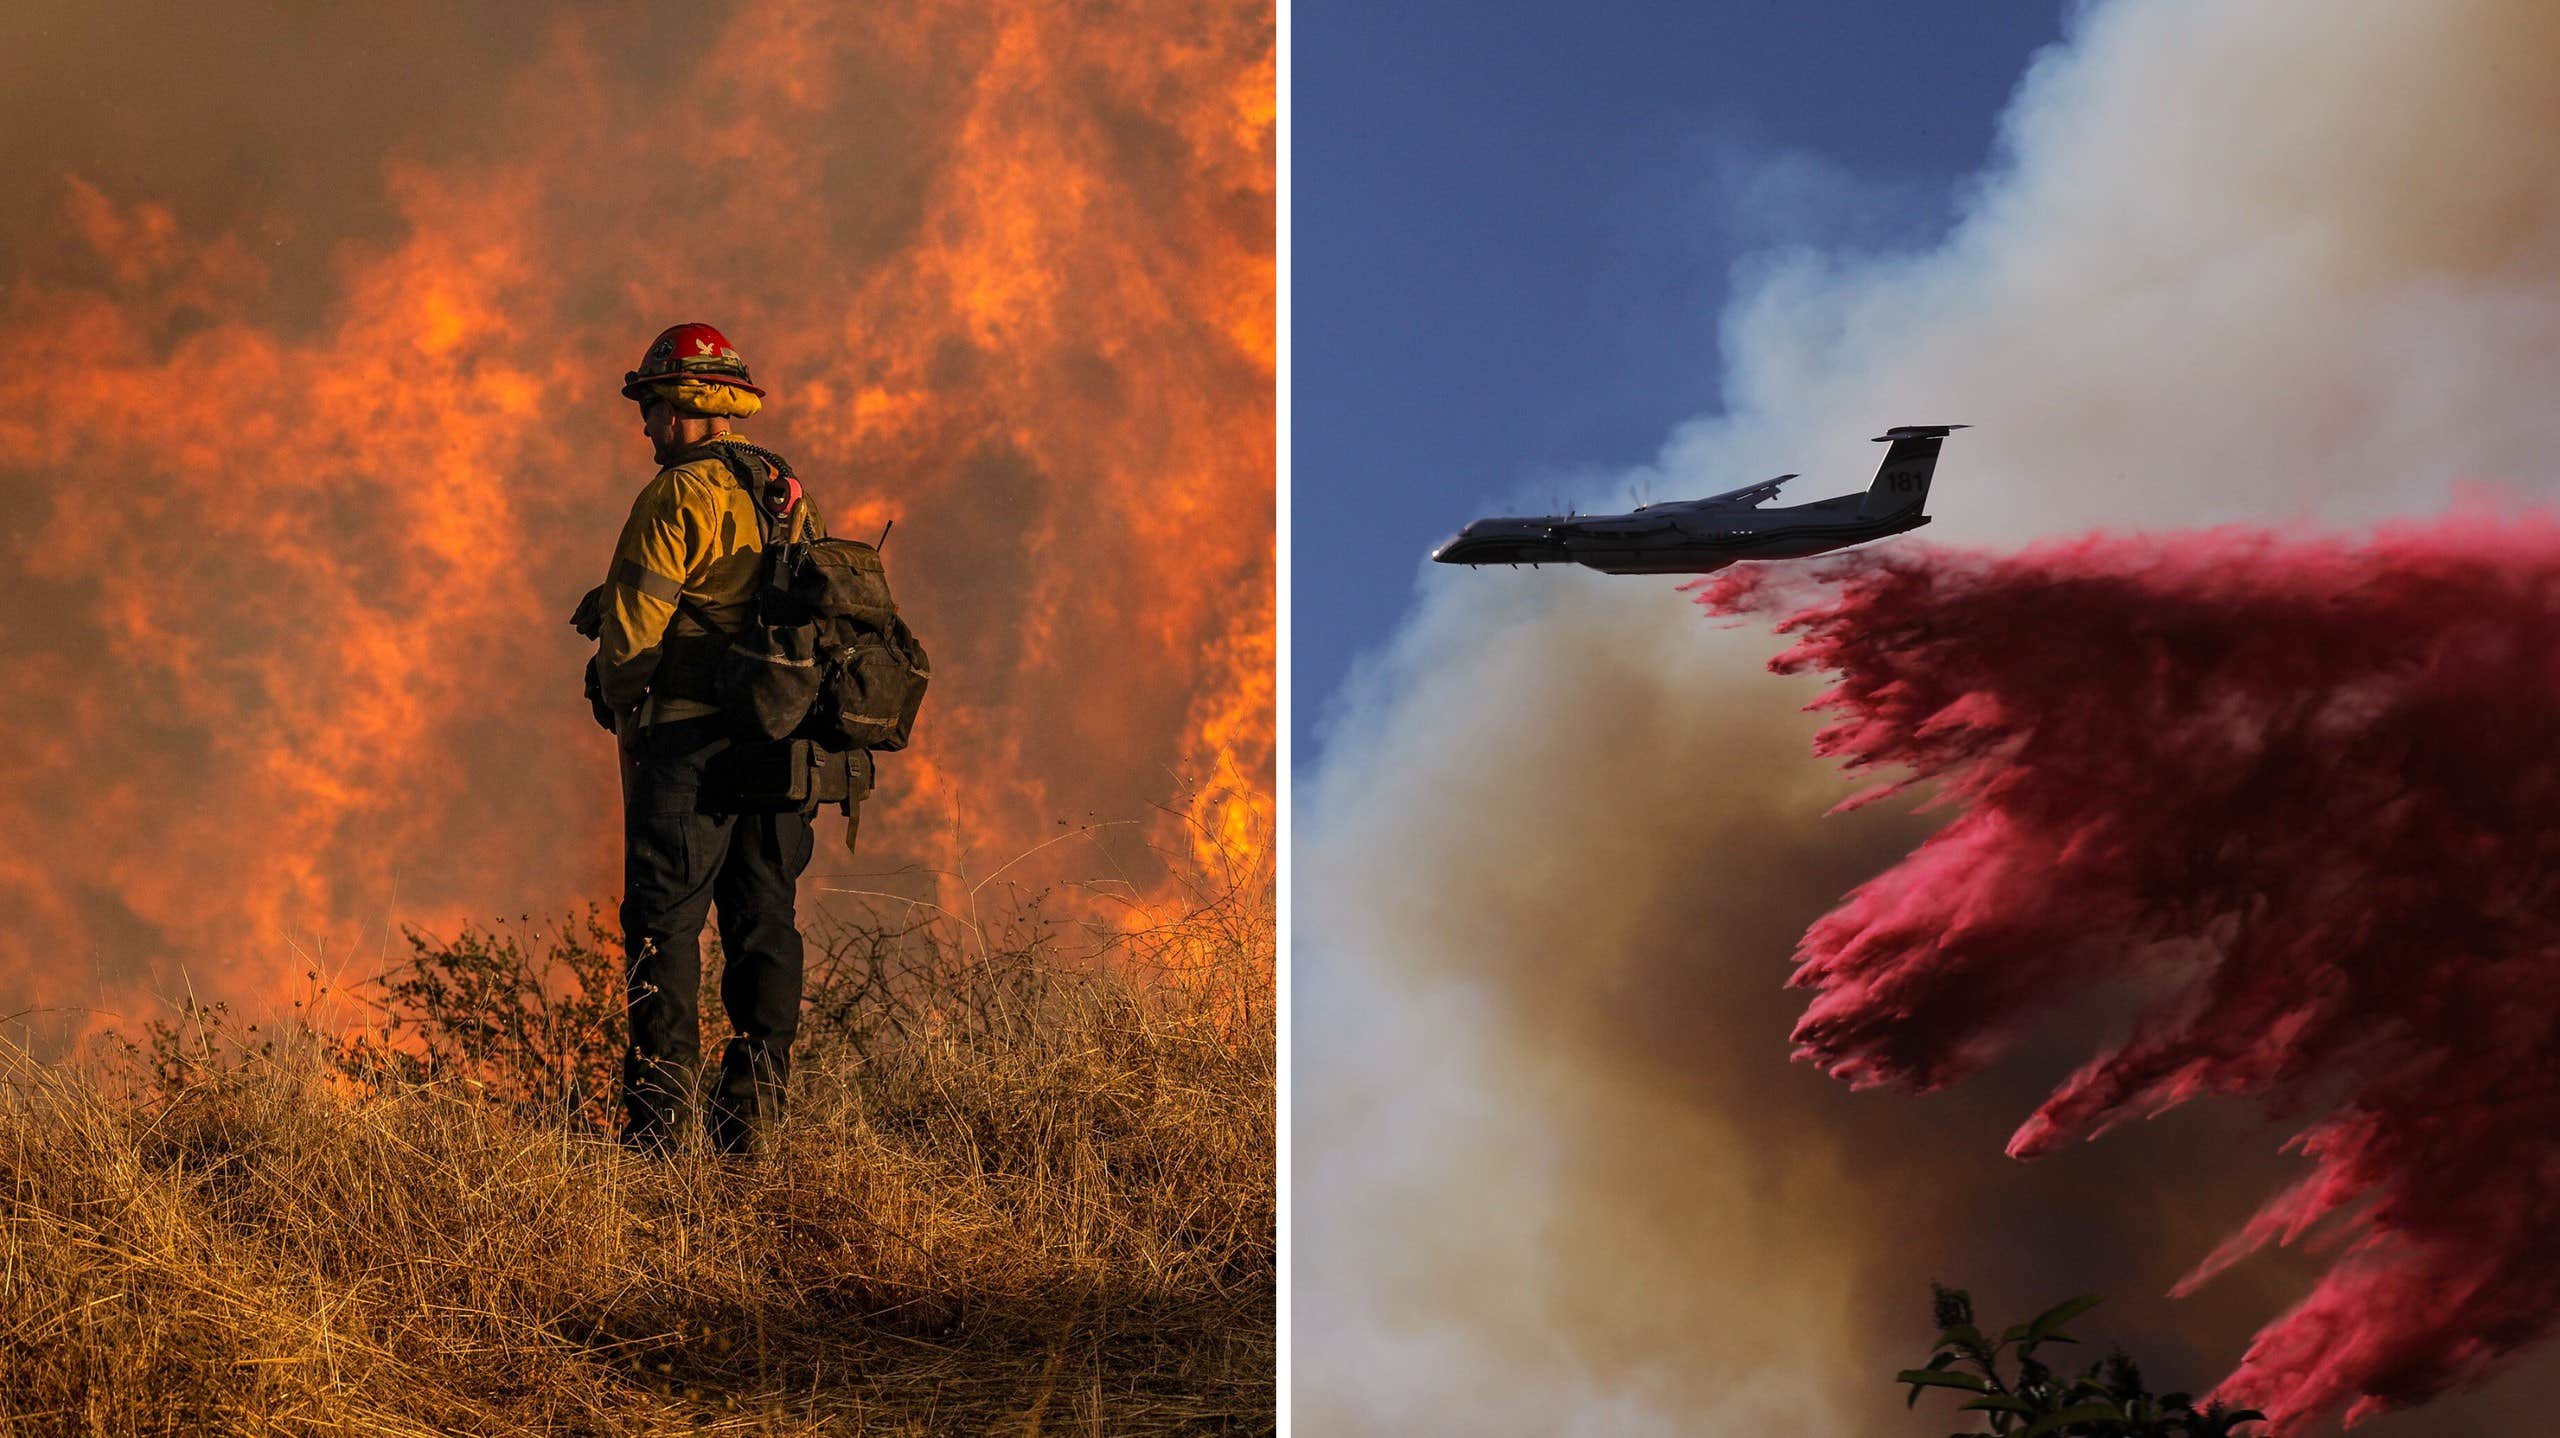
left=1294, top=0, right=2074, bottom=768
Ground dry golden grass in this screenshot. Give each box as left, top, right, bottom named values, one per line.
left=0, top=857, right=1274, bottom=1436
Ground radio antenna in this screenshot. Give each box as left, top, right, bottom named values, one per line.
left=875, top=518, right=895, bottom=551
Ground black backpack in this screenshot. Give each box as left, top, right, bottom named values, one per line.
left=690, top=444, right=932, bottom=821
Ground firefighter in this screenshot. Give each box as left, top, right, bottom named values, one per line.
left=573, top=322, right=822, bottom=1155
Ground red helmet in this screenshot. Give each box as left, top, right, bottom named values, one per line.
left=620, top=322, right=765, bottom=400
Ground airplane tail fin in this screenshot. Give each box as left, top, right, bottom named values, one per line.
left=1862, top=424, right=1966, bottom=519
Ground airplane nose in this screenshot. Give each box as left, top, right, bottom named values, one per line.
left=1432, top=519, right=1565, bottom=566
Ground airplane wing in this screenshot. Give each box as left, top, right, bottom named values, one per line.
left=1696, top=473, right=1799, bottom=509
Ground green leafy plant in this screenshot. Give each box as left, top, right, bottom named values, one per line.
left=1901, top=1286, right=2265, bottom=1437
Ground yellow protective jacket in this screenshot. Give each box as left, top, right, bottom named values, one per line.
left=595, top=433, right=825, bottom=723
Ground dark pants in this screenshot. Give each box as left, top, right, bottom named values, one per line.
left=619, top=715, right=815, bottom=1153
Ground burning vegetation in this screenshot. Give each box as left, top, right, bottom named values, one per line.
left=0, top=0, right=1273, bottom=1030
left=0, top=4, right=1273, bottom=1430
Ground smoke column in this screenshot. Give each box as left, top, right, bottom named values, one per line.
left=1698, top=521, right=2560, bottom=1428
left=0, top=2, right=1272, bottom=1031
left=1302, top=1, right=2560, bottom=1433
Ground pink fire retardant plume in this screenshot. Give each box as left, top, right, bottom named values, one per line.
left=1692, top=514, right=2560, bottom=1432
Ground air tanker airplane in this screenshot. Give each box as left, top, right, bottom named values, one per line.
left=1432, top=425, right=1965, bottom=576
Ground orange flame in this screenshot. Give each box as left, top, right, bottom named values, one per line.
left=0, top=1, right=1271, bottom=1031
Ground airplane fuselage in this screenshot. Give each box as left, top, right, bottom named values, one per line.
left=1430, top=425, right=1962, bottom=577
left=1432, top=501, right=1930, bottom=576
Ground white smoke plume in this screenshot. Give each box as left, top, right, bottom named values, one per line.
left=1298, top=2, right=2560, bottom=1431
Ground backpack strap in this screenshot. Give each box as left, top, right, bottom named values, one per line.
left=680, top=441, right=806, bottom=549
left=656, top=446, right=772, bottom=638
left=648, top=444, right=806, bottom=708
left=662, top=439, right=811, bottom=582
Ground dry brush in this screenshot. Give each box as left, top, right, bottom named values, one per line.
left=0, top=856, right=1274, bottom=1436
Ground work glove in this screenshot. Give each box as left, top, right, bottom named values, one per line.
left=583, top=654, right=616, bottom=733
left=569, top=584, right=607, bottom=640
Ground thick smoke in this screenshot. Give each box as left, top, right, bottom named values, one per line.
left=1699, top=521, right=2560, bottom=1428
left=1303, top=1, right=2560, bottom=1433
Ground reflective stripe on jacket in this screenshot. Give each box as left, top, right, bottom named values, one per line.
left=595, top=433, right=825, bottom=720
